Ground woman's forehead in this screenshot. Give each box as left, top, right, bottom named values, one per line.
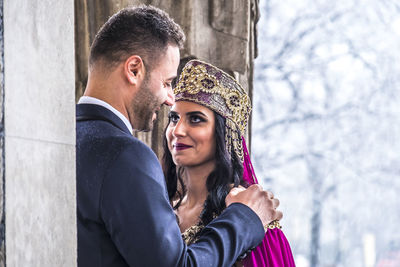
left=171, top=101, right=213, bottom=114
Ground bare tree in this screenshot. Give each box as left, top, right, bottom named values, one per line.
left=253, top=0, right=400, bottom=266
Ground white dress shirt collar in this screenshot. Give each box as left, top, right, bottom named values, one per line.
left=78, top=96, right=133, bottom=134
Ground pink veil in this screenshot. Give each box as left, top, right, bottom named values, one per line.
left=241, top=137, right=296, bottom=267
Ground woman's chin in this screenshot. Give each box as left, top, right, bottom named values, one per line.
left=173, top=158, right=187, bottom=167
left=172, top=157, right=193, bottom=168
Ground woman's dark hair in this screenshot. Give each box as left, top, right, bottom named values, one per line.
left=162, top=111, right=244, bottom=229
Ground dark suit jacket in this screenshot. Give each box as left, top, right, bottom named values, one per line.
left=76, top=103, right=264, bottom=267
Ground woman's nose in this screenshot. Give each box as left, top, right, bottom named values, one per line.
left=172, top=120, right=186, bottom=137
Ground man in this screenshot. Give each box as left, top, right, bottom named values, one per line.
left=76, top=5, right=282, bottom=267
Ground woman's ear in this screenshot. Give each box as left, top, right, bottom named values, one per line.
left=124, top=55, right=145, bottom=85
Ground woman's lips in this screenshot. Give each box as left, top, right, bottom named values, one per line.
left=173, top=143, right=192, bottom=151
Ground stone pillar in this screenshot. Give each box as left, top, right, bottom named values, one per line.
left=75, top=0, right=259, bottom=157
left=0, top=0, right=5, bottom=265
left=4, top=1, right=76, bottom=266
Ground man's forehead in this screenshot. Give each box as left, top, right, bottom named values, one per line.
left=159, top=46, right=180, bottom=77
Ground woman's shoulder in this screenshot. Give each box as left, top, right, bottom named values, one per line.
left=181, top=223, right=204, bottom=245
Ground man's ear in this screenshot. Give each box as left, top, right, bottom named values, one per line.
left=124, top=55, right=145, bottom=85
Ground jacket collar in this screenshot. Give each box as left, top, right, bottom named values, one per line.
left=76, top=103, right=132, bottom=135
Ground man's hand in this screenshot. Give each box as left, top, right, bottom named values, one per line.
left=225, top=184, right=283, bottom=227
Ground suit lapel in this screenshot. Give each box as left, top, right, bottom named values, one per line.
left=76, top=103, right=132, bottom=135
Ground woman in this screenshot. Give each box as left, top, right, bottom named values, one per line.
left=163, top=60, right=295, bottom=267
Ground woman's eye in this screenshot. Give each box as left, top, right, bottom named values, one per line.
left=169, top=114, right=179, bottom=123
left=190, top=116, right=203, bottom=123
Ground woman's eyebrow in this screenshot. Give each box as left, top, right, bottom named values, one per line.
left=168, top=110, right=179, bottom=116
left=186, top=111, right=207, bottom=117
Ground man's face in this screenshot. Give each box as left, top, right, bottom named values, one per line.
left=130, top=45, right=180, bottom=131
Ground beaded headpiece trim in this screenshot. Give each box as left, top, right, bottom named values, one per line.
left=174, top=60, right=252, bottom=162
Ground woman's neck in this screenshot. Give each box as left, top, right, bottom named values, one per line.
left=175, top=161, right=215, bottom=232
left=182, top=162, right=214, bottom=208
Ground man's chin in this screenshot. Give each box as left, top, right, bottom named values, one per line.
left=134, top=125, right=152, bottom=132
left=132, top=112, right=157, bottom=132
left=143, top=123, right=154, bottom=132
left=133, top=120, right=154, bottom=132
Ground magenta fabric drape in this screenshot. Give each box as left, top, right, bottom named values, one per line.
left=242, top=138, right=296, bottom=267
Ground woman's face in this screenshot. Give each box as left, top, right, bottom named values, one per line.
left=166, top=101, right=216, bottom=168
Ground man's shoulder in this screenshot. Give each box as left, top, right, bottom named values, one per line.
left=77, top=120, right=157, bottom=164
left=77, top=119, right=137, bottom=145
left=116, top=134, right=156, bottom=160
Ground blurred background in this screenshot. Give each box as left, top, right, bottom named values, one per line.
left=252, top=0, right=400, bottom=266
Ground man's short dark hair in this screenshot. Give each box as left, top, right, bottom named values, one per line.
left=89, top=5, right=185, bottom=71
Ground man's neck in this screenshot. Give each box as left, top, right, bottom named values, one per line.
left=85, top=67, right=131, bottom=118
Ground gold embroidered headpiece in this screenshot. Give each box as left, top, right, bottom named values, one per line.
left=174, top=60, right=252, bottom=162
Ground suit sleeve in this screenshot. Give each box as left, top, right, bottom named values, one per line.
left=100, top=142, right=264, bottom=267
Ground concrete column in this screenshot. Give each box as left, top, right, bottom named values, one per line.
left=4, top=1, right=76, bottom=266
left=1, top=0, right=5, bottom=265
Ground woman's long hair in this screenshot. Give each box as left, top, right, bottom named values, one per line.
left=162, top=111, right=244, bottom=227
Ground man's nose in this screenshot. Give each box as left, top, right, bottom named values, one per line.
left=164, top=87, right=175, bottom=106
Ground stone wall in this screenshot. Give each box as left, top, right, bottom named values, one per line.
left=0, top=0, right=5, bottom=265
left=3, top=1, right=76, bottom=266
left=75, top=0, right=259, bottom=157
